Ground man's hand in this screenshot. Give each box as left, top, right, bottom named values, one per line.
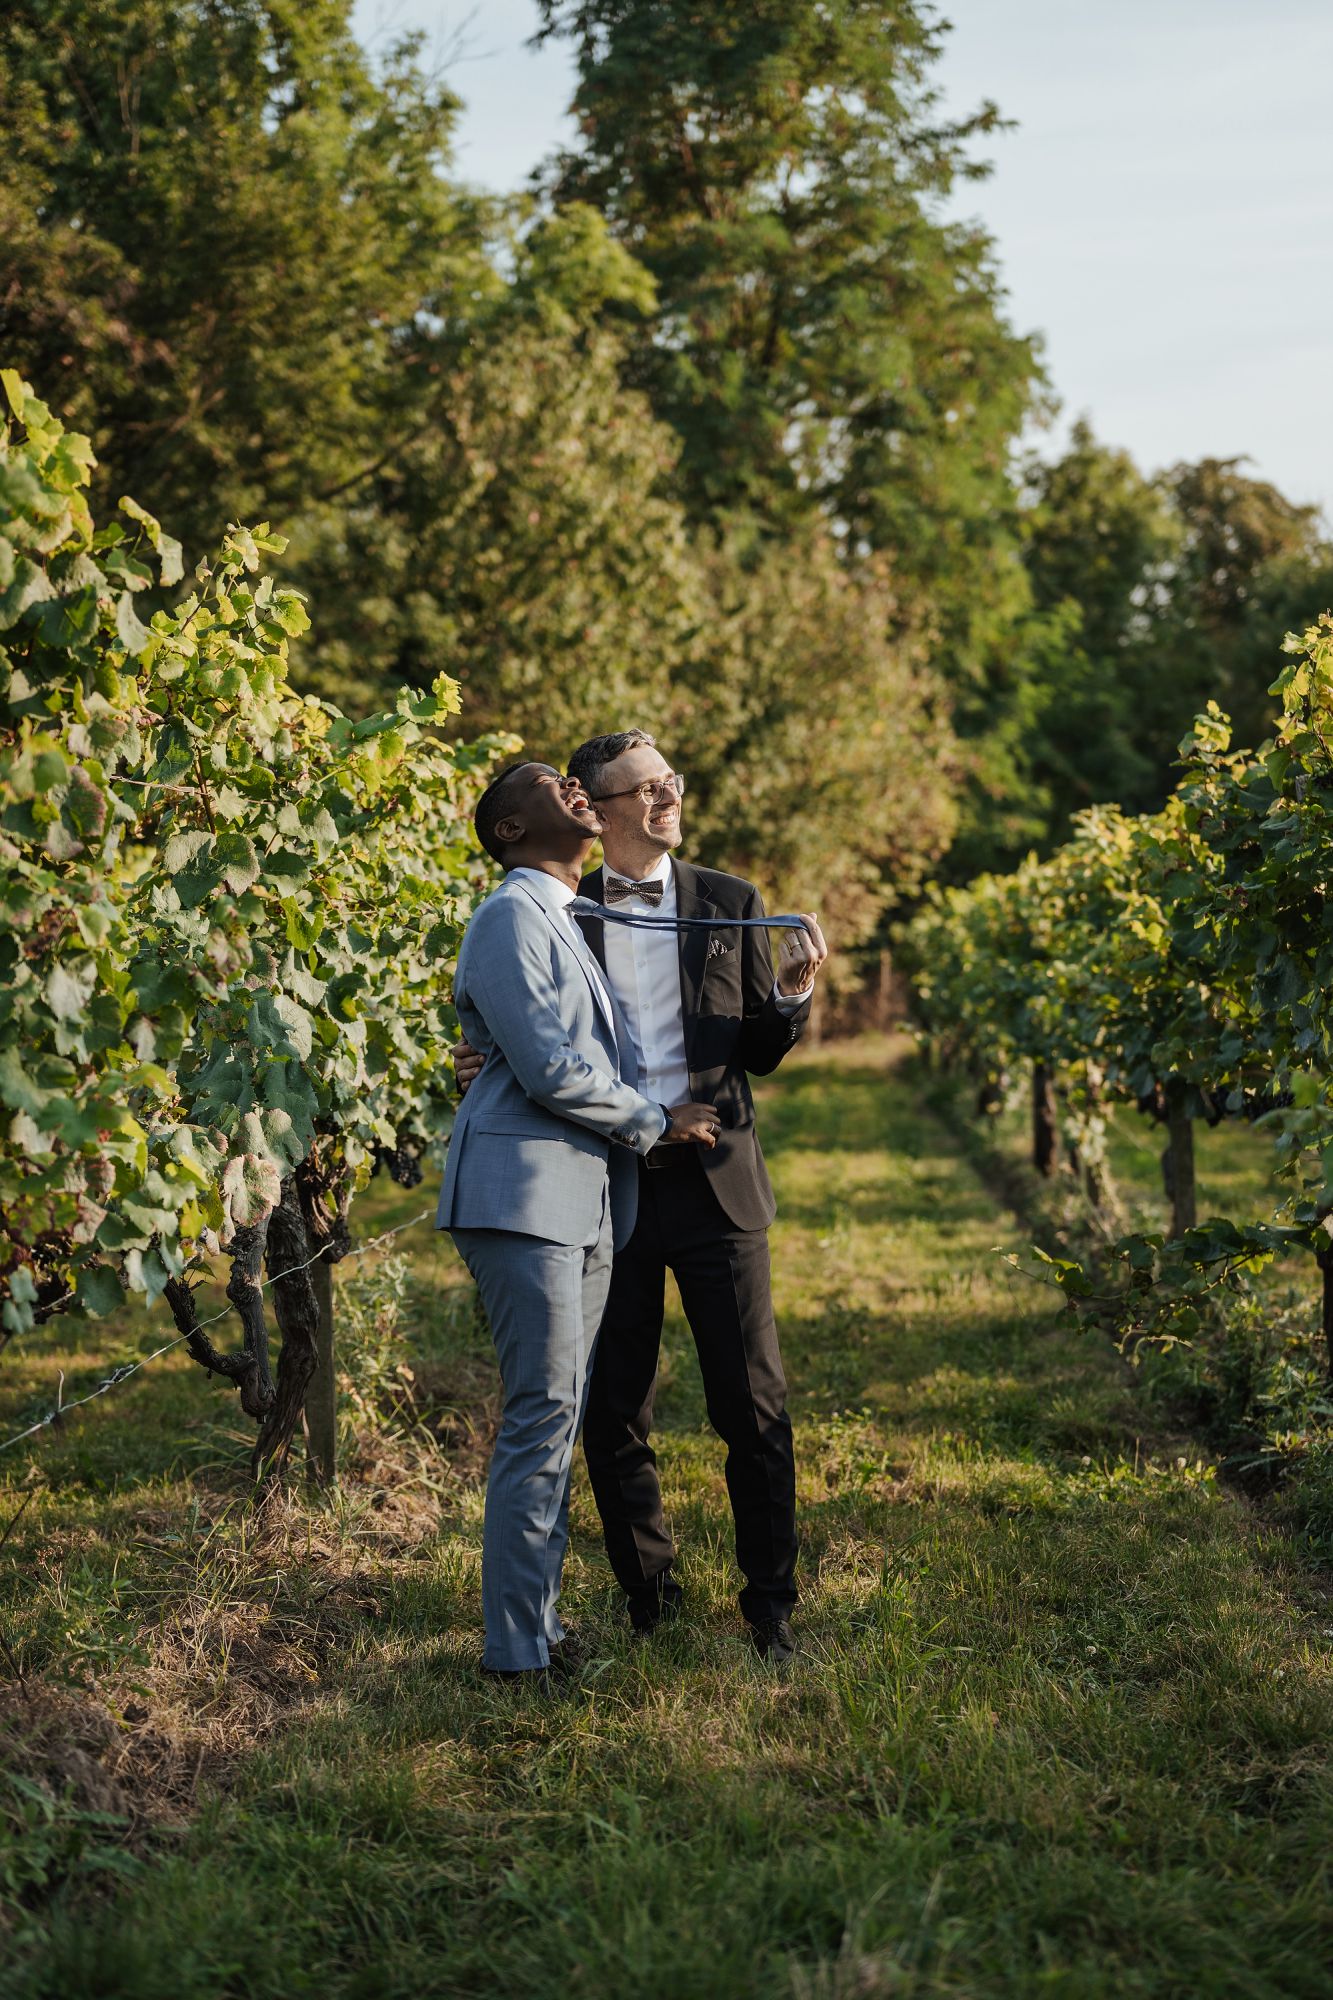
left=453, top=1037, right=485, bottom=1096
left=663, top=1103, right=721, bottom=1148
left=776, top=913, right=828, bottom=997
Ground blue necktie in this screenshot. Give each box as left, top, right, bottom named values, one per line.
left=571, top=896, right=808, bottom=933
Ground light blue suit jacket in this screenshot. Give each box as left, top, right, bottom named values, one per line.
left=436, top=870, right=667, bottom=1248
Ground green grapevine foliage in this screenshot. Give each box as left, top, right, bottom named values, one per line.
left=902, top=615, right=1333, bottom=1353
left=0, top=371, right=510, bottom=1447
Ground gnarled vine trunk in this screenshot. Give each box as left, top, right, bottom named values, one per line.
left=165, top=1217, right=275, bottom=1423
left=1316, top=1210, right=1333, bottom=1381
left=251, top=1178, right=323, bottom=1482
left=1162, top=1085, right=1197, bottom=1238
left=165, top=1163, right=345, bottom=1488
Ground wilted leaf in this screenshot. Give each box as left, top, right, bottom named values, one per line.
left=221, top=1151, right=282, bottom=1226
left=45, top=960, right=96, bottom=1022
left=63, top=767, right=108, bottom=841
left=116, top=589, right=153, bottom=656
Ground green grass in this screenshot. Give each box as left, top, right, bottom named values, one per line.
left=3, top=1036, right=1332, bottom=1997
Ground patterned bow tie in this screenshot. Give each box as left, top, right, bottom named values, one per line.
left=604, top=874, right=665, bottom=907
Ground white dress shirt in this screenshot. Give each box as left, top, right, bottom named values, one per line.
left=598, top=856, right=806, bottom=1111
left=599, top=855, right=692, bottom=1107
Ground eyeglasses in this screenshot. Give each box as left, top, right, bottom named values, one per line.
left=593, top=773, right=686, bottom=806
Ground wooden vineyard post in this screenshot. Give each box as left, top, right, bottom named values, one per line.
left=1164, top=1085, right=1197, bottom=1238
left=305, top=1252, right=338, bottom=1488
left=1317, top=1244, right=1333, bottom=1380
left=1032, top=1062, right=1058, bottom=1176
left=1317, top=1213, right=1333, bottom=1380
left=1077, top=1072, right=1109, bottom=1212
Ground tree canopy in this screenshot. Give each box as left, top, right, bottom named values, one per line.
left=1017, top=426, right=1333, bottom=848
left=0, top=0, right=1326, bottom=916
left=535, top=0, right=1049, bottom=861
left=0, top=0, right=495, bottom=551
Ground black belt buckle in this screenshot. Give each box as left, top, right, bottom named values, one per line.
left=643, top=1142, right=692, bottom=1170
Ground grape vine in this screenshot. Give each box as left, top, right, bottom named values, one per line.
left=0, top=372, right=512, bottom=1476
left=901, top=613, right=1333, bottom=1366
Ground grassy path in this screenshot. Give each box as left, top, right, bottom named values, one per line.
left=5, top=1036, right=1333, bottom=1997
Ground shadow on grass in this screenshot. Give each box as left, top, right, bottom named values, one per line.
left=8, top=1040, right=1333, bottom=2000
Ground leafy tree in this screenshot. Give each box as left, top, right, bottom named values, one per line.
left=1024, top=423, right=1179, bottom=670
left=1162, top=457, right=1333, bottom=753
left=294, top=299, right=956, bottom=950
left=534, top=1, right=1040, bottom=561
left=0, top=0, right=495, bottom=555
left=674, top=531, right=955, bottom=948
left=535, top=0, right=1045, bottom=826
left=1018, top=431, right=1333, bottom=839
left=1017, top=423, right=1181, bottom=832
left=291, top=257, right=698, bottom=751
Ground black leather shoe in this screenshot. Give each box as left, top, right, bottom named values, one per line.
left=627, top=1579, right=684, bottom=1636
left=749, top=1617, right=797, bottom=1666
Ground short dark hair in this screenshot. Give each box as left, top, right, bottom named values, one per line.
left=566, top=729, right=658, bottom=799
left=474, top=761, right=538, bottom=866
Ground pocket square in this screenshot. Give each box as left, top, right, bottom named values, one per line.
left=707, top=936, right=734, bottom=958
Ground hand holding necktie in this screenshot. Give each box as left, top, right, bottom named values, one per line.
left=776, top=912, right=828, bottom=997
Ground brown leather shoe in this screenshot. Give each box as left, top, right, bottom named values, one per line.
left=547, top=1630, right=589, bottom=1677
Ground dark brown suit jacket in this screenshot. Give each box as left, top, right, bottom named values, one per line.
left=576, top=857, right=810, bottom=1231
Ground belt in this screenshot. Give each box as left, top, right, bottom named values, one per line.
left=641, top=1141, right=705, bottom=1171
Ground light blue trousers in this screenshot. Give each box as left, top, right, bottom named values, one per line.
left=452, top=1202, right=614, bottom=1671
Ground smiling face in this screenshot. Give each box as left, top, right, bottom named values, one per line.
left=492, top=763, right=599, bottom=860
left=589, top=743, right=684, bottom=865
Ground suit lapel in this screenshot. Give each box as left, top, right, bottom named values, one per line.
left=508, top=875, right=618, bottom=1060
left=672, top=858, right=716, bottom=1067
left=572, top=864, right=643, bottom=1086
left=576, top=866, right=609, bottom=972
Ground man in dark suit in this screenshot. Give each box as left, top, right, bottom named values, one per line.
left=455, top=729, right=826, bottom=1662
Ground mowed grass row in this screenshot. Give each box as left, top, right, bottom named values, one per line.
left=3, top=1035, right=1332, bottom=1998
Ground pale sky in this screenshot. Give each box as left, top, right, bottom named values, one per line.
left=353, top=0, right=1333, bottom=519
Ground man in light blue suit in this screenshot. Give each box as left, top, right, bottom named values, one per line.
left=437, top=760, right=720, bottom=1686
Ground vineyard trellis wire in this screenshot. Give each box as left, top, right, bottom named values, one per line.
left=0, top=1208, right=433, bottom=1458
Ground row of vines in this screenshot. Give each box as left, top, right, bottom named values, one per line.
left=0, top=373, right=509, bottom=1480
left=901, top=611, right=1333, bottom=1386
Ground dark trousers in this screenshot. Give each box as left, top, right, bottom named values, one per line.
left=582, top=1152, right=798, bottom=1625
